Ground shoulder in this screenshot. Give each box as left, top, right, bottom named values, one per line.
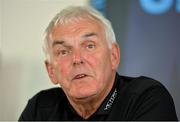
left=119, top=75, right=166, bottom=95
left=114, top=75, right=178, bottom=120
left=19, top=87, right=66, bottom=120
left=119, top=75, right=174, bottom=106
left=30, top=87, right=65, bottom=107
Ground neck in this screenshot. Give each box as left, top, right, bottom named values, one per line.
left=67, top=73, right=116, bottom=119
left=69, top=98, right=100, bottom=119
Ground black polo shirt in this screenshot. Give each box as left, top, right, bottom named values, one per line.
left=19, top=73, right=178, bottom=121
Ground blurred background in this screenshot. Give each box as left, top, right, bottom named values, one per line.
left=0, top=0, right=179, bottom=120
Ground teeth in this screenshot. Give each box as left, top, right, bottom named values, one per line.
left=75, top=74, right=86, bottom=79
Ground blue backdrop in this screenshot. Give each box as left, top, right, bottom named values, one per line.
left=91, top=0, right=180, bottom=119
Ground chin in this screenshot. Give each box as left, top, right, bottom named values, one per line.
left=70, top=88, right=97, bottom=100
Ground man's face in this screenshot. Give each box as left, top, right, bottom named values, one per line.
left=46, top=18, right=120, bottom=100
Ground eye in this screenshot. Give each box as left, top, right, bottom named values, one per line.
left=58, top=49, right=70, bottom=56
left=86, top=43, right=96, bottom=50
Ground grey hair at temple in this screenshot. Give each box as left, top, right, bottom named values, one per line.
left=43, top=6, right=116, bottom=62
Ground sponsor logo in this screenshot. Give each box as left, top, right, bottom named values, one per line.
left=104, top=88, right=117, bottom=111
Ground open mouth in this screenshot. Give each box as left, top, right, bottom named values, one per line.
left=73, top=74, right=87, bottom=80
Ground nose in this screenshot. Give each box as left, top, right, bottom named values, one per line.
left=72, top=48, right=84, bottom=65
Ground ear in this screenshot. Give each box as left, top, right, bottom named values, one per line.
left=111, top=43, right=120, bottom=70
left=45, top=60, right=58, bottom=84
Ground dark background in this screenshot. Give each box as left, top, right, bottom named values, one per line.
left=91, top=0, right=180, bottom=119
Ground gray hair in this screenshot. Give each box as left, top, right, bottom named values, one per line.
left=43, top=6, right=116, bottom=62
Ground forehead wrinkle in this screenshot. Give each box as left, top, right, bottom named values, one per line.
left=50, top=18, right=104, bottom=47
left=82, top=32, right=98, bottom=38
left=61, top=19, right=101, bottom=36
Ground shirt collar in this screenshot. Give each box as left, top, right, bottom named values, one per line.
left=95, top=73, right=119, bottom=115
left=67, top=73, right=120, bottom=116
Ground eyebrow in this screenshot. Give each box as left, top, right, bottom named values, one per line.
left=52, top=32, right=98, bottom=47
left=52, top=40, right=64, bottom=47
left=82, top=32, right=98, bottom=38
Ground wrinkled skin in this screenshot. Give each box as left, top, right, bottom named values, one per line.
left=45, top=18, right=120, bottom=118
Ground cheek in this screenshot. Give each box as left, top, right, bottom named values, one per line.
left=84, top=53, right=100, bottom=67
left=86, top=55, right=95, bottom=63
left=84, top=50, right=111, bottom=71
left=54, top=58, right=71, bottom=77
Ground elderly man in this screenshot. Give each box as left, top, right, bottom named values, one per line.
left=19, top=6, right=178, bottom=120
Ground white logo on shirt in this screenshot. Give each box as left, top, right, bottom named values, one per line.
left=104, top=89, right=117, bottom=111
